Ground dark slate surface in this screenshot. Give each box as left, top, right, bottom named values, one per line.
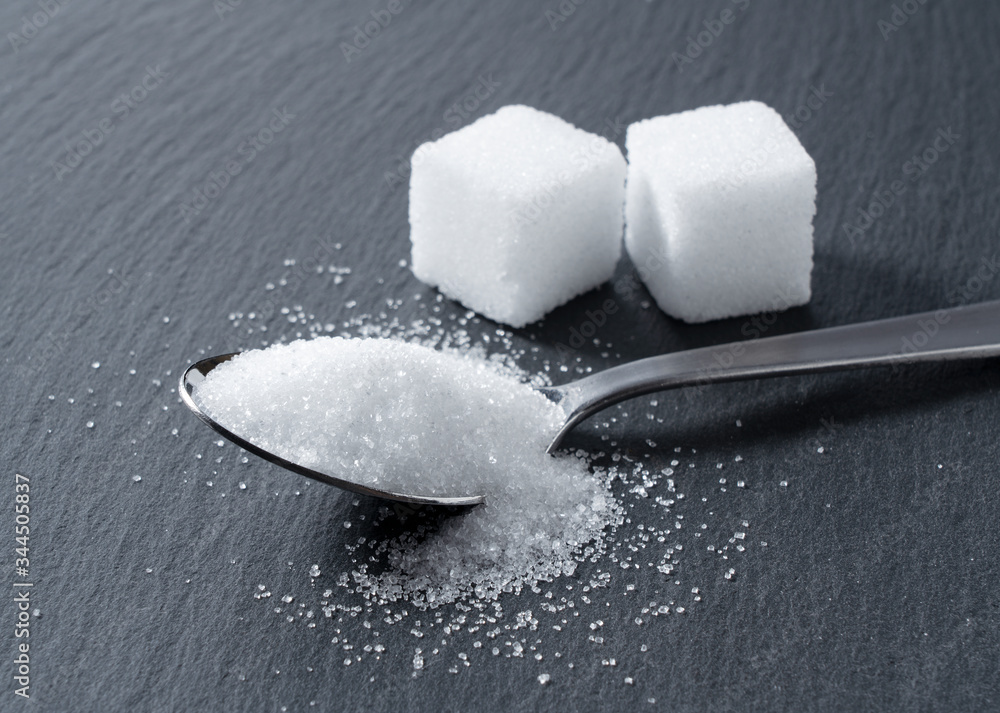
left=2, top=0, right=1000, bottom=711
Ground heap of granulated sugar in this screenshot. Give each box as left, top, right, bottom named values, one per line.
left=195, top=336, right=619, bottom=604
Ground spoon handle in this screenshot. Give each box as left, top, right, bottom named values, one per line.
left=547, top=299, right=1000, bottom=451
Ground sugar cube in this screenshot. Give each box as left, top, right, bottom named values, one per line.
left=624, top=101, right=816, bottom=323
left=409, top=105, right=626, bottom=328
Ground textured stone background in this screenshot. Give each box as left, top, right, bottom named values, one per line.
left=1, top=0, right=999, bottom=711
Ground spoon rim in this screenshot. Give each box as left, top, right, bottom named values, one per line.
left=179, top=353, right=486, bottom=507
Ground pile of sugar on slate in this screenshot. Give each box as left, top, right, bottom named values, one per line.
left=162, top=253, right=788, bottom=698
left=195, top=337, right=620, bottom=605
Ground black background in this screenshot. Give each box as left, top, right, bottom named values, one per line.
left=2, top=0, right=999, bottom=711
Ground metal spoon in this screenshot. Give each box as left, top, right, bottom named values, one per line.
left=181, top=299, right=1000, bottom=506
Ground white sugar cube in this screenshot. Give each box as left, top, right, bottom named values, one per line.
left=624, top=101, right=816, bottom=323
left=409, top=105, right=626, bottom=328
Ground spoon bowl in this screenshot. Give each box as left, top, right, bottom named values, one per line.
left=180, top=354, right=487, bottom=506
left=182, top=299, right=1000, bottom=506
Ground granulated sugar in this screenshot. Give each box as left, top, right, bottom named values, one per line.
left=195, top=337, right=620, bottom=604
left=153, top=255, right=792, bottom=697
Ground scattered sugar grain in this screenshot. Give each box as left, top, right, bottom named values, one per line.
left=201, top=258, right=784, bottom=686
